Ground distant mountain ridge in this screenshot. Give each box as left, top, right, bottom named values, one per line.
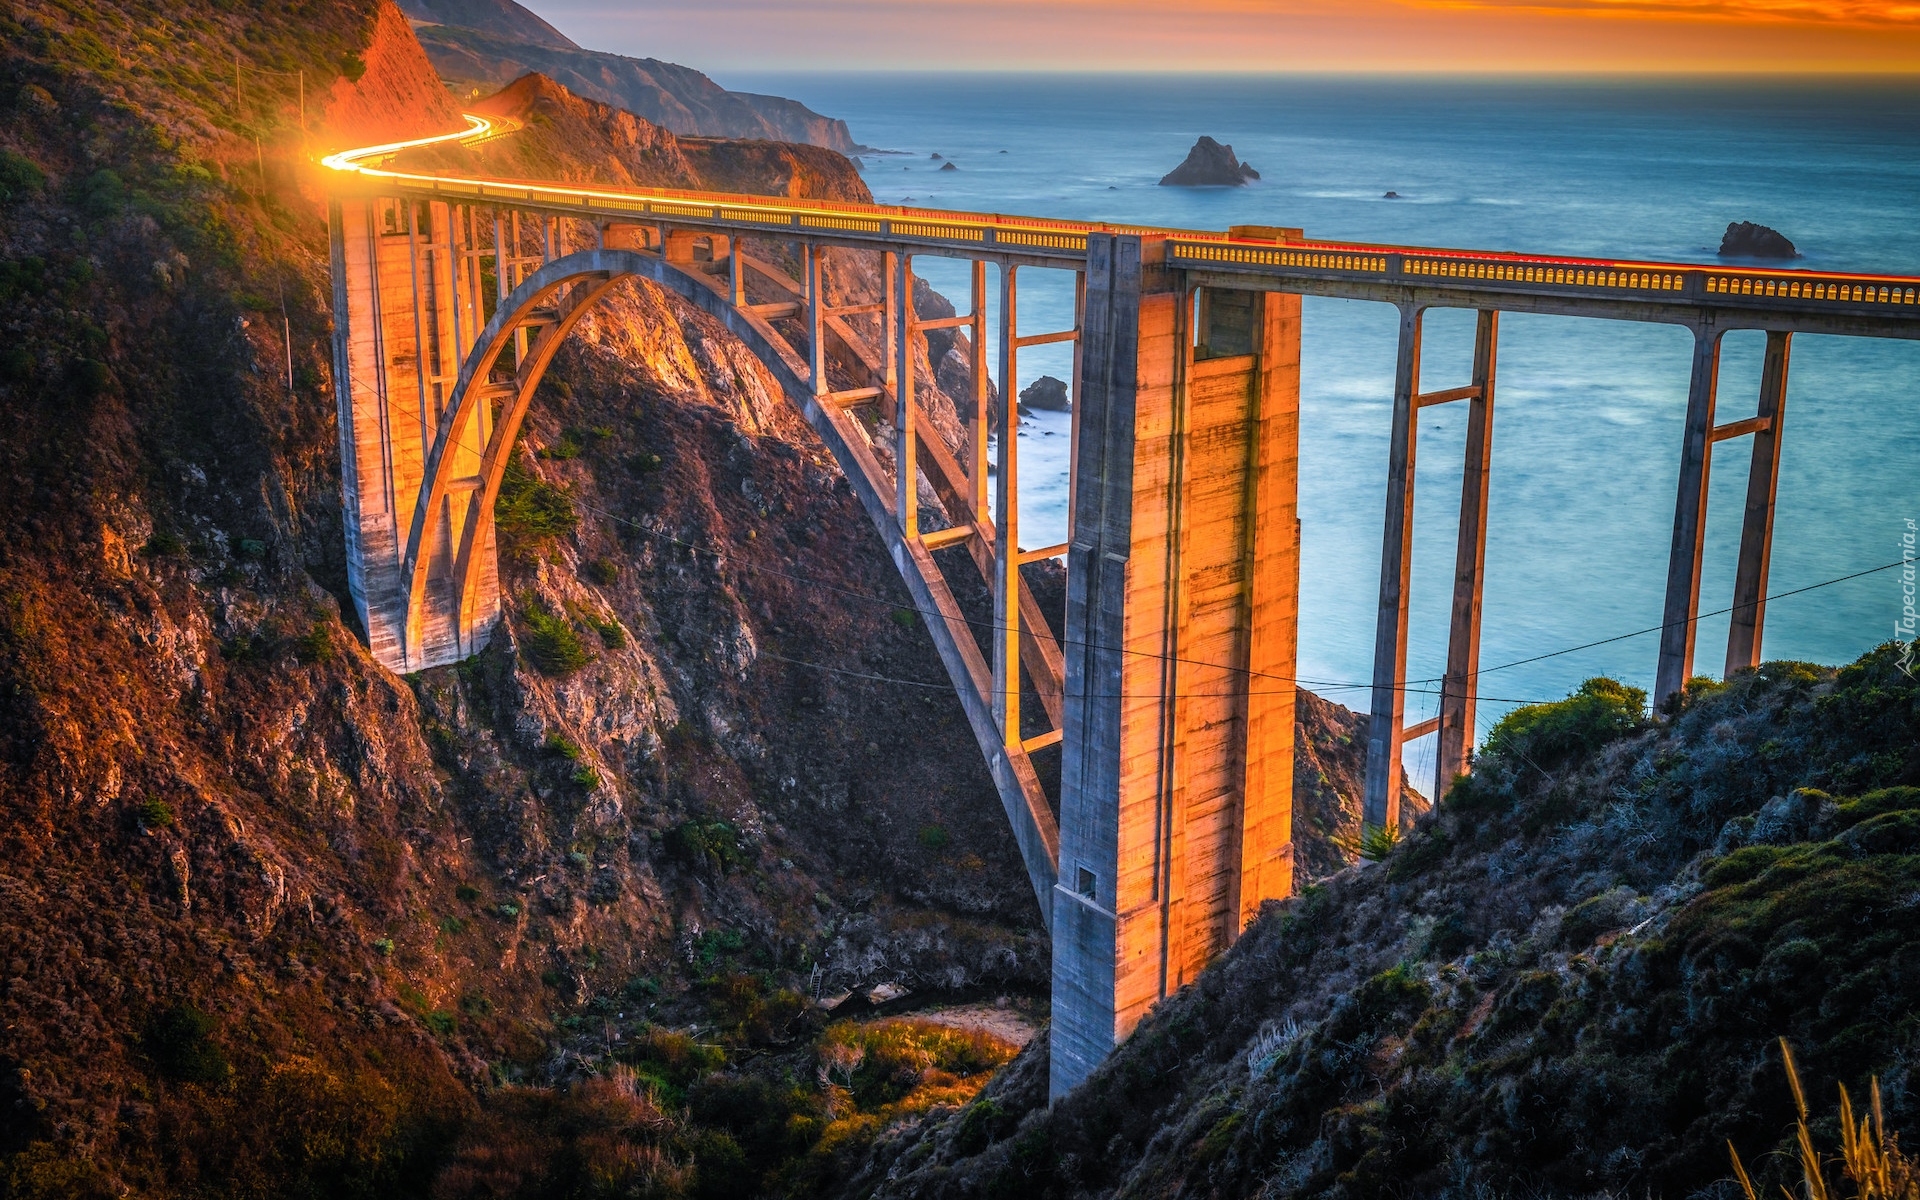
left=395, top=0, right=860, bottom=151
left=396, top=0, right=578, bottom=49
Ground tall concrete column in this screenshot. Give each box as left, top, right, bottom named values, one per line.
left=1656, top=325, right=1723, bottom=705
left=1364, top=305, right=1423, bottom=831
left=1053, top=239, right=1300, bottom=1099
left=1725, top=331, right=1791, bottom=676
left=332, top=194, right=498, bottom=673
left=1435, top=310, right=1499, bottom=799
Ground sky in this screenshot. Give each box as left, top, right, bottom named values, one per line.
left=517, top=0, right=1920, bottom=73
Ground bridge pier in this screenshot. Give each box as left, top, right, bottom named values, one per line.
left=1363, top=307, right=1503, bottom=828
left=1053, top=235, right=1302, bottom=1098
left=330, top=195, right=498, bottom=671
left=1725, top=331, right=1792, bottom=677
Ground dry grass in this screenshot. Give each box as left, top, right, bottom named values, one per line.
left=1730, top=1038, right=1920, bottom=1200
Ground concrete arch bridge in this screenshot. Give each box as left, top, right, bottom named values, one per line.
left=324, top=116, right=1920, bottom=1097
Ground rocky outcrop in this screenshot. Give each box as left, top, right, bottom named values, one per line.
left=323, top=0, right=463, bottom=144
left=1720, top=221, right=1798, bottom=259
left=408, top=18, right=859, bottom=151
left=1159, top=136, right=1259, bottom=187
left=1019, top=375, right=1069, bottom=413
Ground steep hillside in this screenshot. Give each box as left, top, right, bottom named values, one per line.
left=847, top=651, right=1920, bottom=1200
left=0, top=4, right=1398, bottom=1197
left=397, top=0, right=578, bottom=50
left=397, top=0, right=860, bottom=151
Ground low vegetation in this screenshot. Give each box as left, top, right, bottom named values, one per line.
left=851, top=648, right=1920, bottom=1199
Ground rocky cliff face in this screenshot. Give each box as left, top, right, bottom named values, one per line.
left=399, top=1, right=860, bottom=152
left=0, top=3, right=1403, bottom=1193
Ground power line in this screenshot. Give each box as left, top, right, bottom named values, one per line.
left=1459, top=558, right=1906, bottom=681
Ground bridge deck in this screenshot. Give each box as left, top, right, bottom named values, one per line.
left=325, top=114, right=1920, bottom=339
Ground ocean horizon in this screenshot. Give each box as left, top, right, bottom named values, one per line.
left=729, top=72, right=1920, bottom=792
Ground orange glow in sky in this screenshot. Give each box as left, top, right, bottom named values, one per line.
left=525, top=0, right=1920, bottom=72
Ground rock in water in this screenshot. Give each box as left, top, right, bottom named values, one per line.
left=1720, top=221, right=1798, bottom=259
left=1159, top=136, right=1259, bottom=187
left=1020, top=375, right=1070, bottom=412
left=939, top=161, right=958, bottom=171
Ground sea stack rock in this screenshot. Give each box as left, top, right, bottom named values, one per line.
left=1020, top=375, right=1070, bottom=412
left=939, top=161, right=958, bottom=171
left=1720, top=222, right=1798, bottom=260
left=1159, top=136, right=1259, bottom=187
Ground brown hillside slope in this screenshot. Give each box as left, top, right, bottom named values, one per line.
left=0, top=4, right=1400, bottom=1193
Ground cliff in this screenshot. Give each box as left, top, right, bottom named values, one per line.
left=842, top=653, right=1920, bottom=1200
left=0, top=4, right=1395, bottom=1197
left=399, top=2, right=860, bottom=152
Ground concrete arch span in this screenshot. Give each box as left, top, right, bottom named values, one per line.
left=393, top=244, right=1064, bottom=922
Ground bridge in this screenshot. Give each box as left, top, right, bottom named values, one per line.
left=323, top=115, right=1920, bottom=1098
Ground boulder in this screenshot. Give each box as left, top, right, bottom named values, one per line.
left=1019, top=375, right=1070, bottom=412
left=1719, top=221, right=1798, bottom=260
left=1159, top=136, right=1259, bottom=187
left=939, top=161, right=957, bottom=171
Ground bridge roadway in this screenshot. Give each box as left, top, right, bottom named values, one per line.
left=324, top=116, right=1920, bottom=1097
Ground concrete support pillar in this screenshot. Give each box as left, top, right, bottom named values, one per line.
left=1435, top=310, right=1499, bottom=799
left=1656, top=326, right=1723, bottom=706
left=993, top=266, right=1021, bottom=749
left=896, top=253, right=918, bottom=536
left=1364, top=305, right=1423, bottom=832
left=1052, top=237, right=1299, bottom=1100
left=1725, top=331, right=1791, bottom=676
left=331, top=195, right=498, bottom=672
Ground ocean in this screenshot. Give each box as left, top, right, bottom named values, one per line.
left=730, top=73, right=1920, bottom=789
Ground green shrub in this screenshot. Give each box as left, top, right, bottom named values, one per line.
left=134, top=798, right=175, bottom=829
left=0, top=149, right=45, bottom=202
left=372, top=938, right=394, bottom=956
left=494, top=454, right=576, bottom=560
left=520, top=603, right=589, bottom=676
left=340, top=53, right=366, bottom=82
left=917, top=823, right=950, bottom=851
left=544, top=733, right=582, bottom=760
left=294, top=624, right=334, bottom=665
left=1481, top=676, right=1647, bottom=771
left=143, top=530, right=186, bottom=557
left=666, top=820, right=744, bottom=873
left=70, top=358, right=112, bottom=396
left=692, top=928, right=746, bottom=972
left=1704, top=844, right=1789, bottom=888
left=584, top=557, right=619, bottom=586
left=144, top=1004, right=231, bottom=1083
left=79, top=169, right=126, bottom=219
left=454, top=884, right=481, bottom=903
left=571, top=765, right=601, bottom=790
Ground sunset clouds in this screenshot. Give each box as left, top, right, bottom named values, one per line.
left=525, top=0, right=1920, bottom=70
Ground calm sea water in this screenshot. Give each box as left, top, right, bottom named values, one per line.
left=731, top=73, right=1920, bottom=788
